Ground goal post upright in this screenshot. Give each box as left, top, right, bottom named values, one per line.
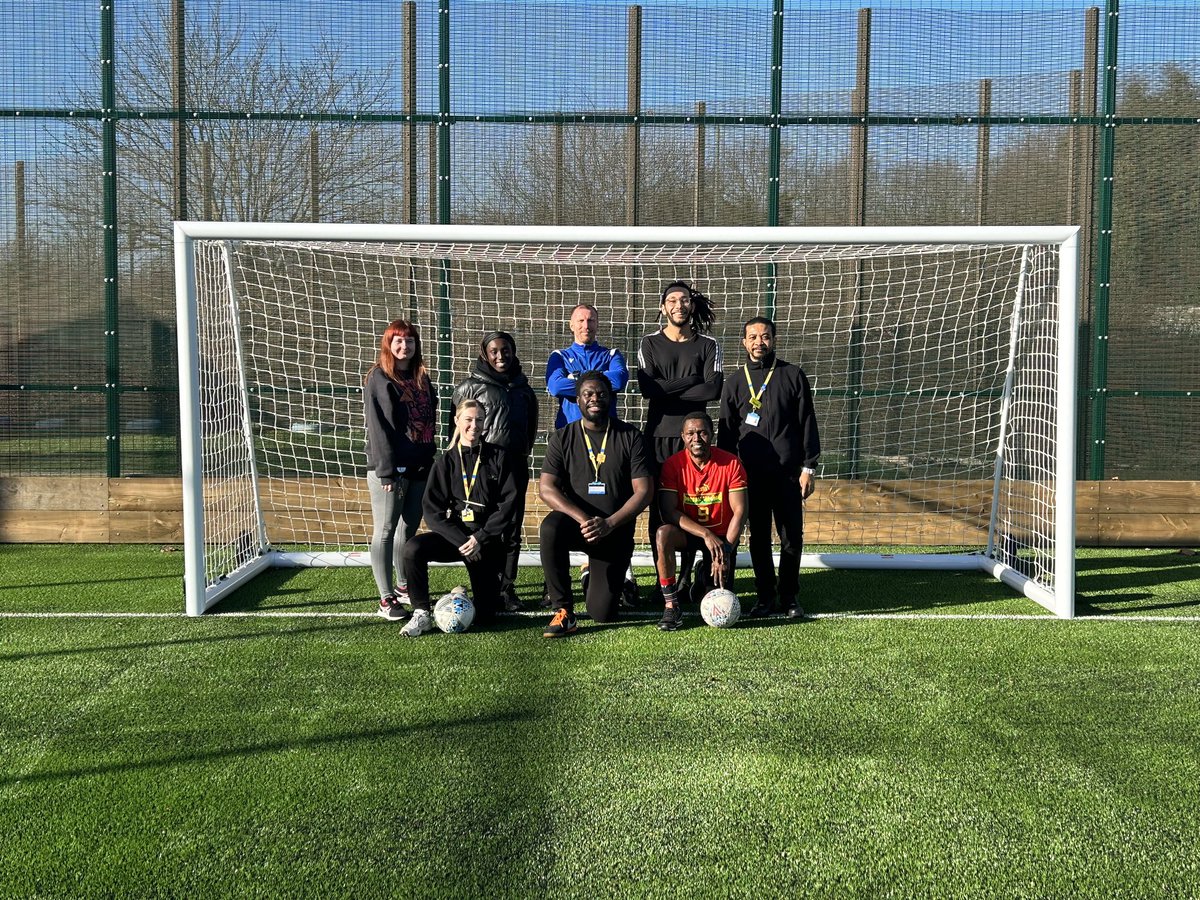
left=1054, top=229, right=1079, bottom=617
left=174, top=224, right=207, bottom=617
left=174, top=221, right=1080, bottom=617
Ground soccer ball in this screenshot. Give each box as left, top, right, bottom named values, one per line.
left=433, top=586, right=475, bottom=634
left=700, top=588, right=741, bottom=628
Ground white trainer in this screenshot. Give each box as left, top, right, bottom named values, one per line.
left=400, top=608, right=433, bottom=637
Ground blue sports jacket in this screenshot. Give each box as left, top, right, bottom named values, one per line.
left=545, top=342, right=630, bottom=427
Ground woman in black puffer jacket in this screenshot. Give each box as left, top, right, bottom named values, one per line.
left=451, top=330, right=539, bottom=611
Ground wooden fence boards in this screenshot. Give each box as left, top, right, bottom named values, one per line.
left=0, top=477, right=1196, bottom=546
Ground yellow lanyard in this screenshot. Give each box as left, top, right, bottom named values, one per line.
left=744, top=361, right=776, bottom=411
left=457, top=443, right=482, bottom=502
left=581, top=422, right=610, bottom=481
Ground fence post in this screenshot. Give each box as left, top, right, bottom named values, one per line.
left=553, top=122, right=564, bottom=225
left=847, top=7, right=872, bottom=476
left=1089, top=0, right=1117, bottom=480
left=402, top=0, right=417, bottom=224
left=171, top=0, right=187, bottom=222
left=625, top=6, right=642, bottom=311
left=436, top=0, right=453, bottom=435
left=766, top=0, right=783, bottom=319
left=1076, top=7, right=1100, bottom=478
left=625, top=5, right=641, bottom=227
left=693, top=100, right=705, bottom=226
left=975, top=78, right=991, bottom=225
left=309, top=129, right=320, bottom=222
left=201, top=141, right=214, bottom=220
left=101, top=0, right=121, bottom=477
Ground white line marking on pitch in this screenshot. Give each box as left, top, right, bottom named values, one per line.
left=2, top=611, right=1199, bottom=624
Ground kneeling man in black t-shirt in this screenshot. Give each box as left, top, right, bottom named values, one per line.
left=539, top=371, right=653, bottom=637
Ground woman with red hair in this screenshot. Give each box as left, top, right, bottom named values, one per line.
left=364, top=319, right=437, bottom=620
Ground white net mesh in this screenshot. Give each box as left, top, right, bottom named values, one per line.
left=184, top=231, right=1070, bottom=611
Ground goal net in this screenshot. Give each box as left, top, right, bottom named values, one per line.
left=175, top=224, right=1078, bottom=617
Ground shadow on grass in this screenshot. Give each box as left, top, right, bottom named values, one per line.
left=0, top=619, right=374, bottom=663
left=797, top=567, right=1020, bottom=615
left=1074, top=550, right=1200, bottom=616
left=0, top=708, right=534, bottom=789
left=0, top=573, right=178, bottom=592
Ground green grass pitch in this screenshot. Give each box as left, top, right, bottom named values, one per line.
left=1, top=544, right=1199, bottom=897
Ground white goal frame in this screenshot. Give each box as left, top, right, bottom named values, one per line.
left=175, top=222, right=1078, bottom=618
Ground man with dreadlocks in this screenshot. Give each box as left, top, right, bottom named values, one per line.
left=637, top=280, right=724, bottom=599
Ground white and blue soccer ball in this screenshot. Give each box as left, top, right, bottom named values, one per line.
left=700, top=588, right=741, bottom=628
left=433, top=586, right=475, bottom=634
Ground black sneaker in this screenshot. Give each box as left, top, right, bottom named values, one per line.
left=503, top=588, right=524, bottom=612
left=690, top=574, right=714, bottom=605
left=784, top=601, right=805, bottom=620
left=749, top=599, right=776, bottom=618
left=543, top=607, right=578, bottom=638
left=377, top=595, right=410, bottom=621
left=658, top=603, right=684, bottom=631
left=620, top=577, right=639, bottom=610
left=539, top=583, right=553, bottom=609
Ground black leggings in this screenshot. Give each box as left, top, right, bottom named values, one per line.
left=499, top=464, right=531, bottom=593
left=539, top=511, right=634, bottom=623
left=402, top=531, right=504, bottom=617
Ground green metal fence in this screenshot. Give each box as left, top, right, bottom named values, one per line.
left=1, top=0, right=1197, bottom=480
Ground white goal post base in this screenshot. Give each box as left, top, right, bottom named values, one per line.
left=196, top=550, right=1065, bottom=620
left=176, top=223, right=1078, bottom=620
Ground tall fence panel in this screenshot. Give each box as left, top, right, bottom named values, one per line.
left=0, top=0, right=1197, bottom=481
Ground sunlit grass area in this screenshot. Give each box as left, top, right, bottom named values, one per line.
left=1, top=544, right=1198, bottom=897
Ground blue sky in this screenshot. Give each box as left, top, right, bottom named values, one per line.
left=1, top=1, right=1197, bottom=115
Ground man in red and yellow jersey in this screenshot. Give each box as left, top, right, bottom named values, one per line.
left=654, top=411, right=747, bottom=631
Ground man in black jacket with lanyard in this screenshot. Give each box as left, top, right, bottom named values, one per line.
left=718, top=316, right=820, bottom=619
left=539, top=371, right=653, bottom=637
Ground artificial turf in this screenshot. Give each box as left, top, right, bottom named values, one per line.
left=1, top=544, right=1198, bottom=897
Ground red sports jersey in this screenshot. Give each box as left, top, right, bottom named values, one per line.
left=659, top=446, right=747, bottom=536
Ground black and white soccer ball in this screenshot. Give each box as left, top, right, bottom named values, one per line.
left=434, top=586, right=475, bottom=634
left=700, top=588, right=741, bottom=628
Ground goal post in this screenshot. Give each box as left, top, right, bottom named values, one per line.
left=175, top=222, right=1078, bottom=618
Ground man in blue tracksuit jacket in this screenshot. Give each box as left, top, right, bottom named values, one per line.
left=545, top=303, right=630, bottom=428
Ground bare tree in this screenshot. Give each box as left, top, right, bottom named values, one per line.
left=44, top=0, right=407, bottom=254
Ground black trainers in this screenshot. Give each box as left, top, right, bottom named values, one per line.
left=784, top=601, right=805, bottom=620
left=620, top=577, right=639, bottom=610
left=690, top=574, right=714, bottom=605
left=539, top=583, right=553, bottom=609
left=503, top=588, right=524, bottom=612
left=377, top=595, right=410, bottom=621
left=658, top=603, right=684, bottom=631
left=543, top=607, right=578, bottom=638
left=749, top=599, right=776, bottom=618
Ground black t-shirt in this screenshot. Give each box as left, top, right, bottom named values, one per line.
left=541, top=418, right=651, bottom=519
left=636, top=330, right=724, bottom=439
